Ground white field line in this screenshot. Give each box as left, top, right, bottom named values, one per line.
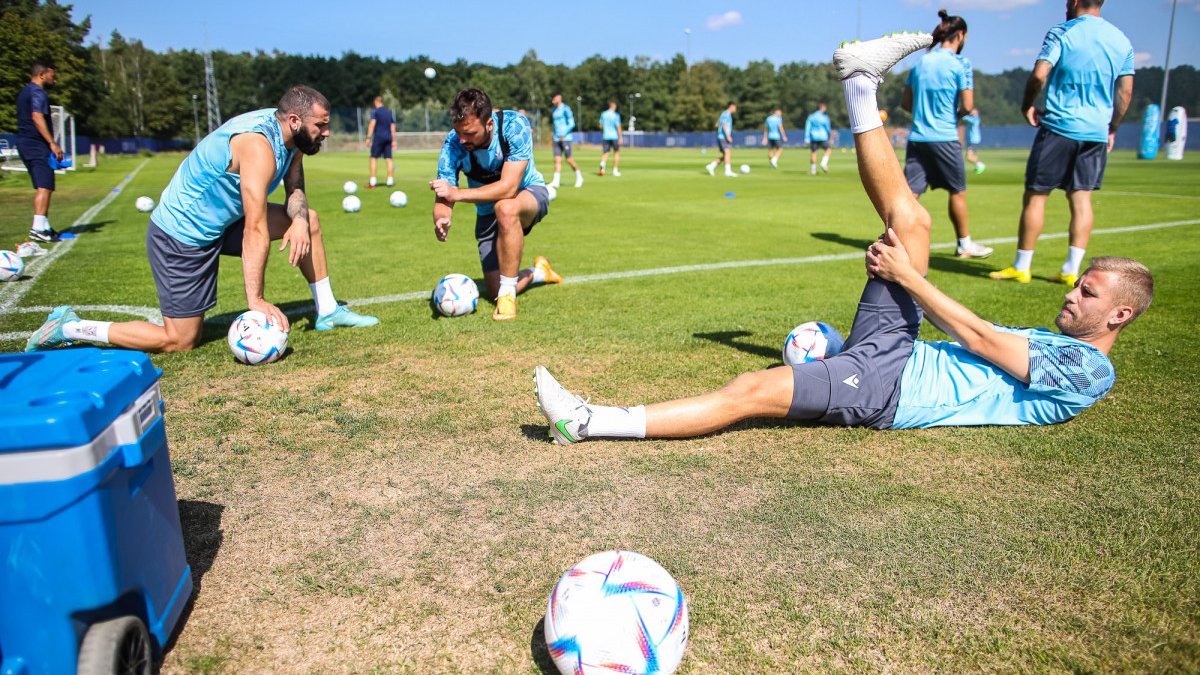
left=0, top=160, right=149, bottom=315
left=2, top=217, right=1197, bottom=343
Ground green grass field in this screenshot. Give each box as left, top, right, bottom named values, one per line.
left=1, top=145, right=1198, bottom=673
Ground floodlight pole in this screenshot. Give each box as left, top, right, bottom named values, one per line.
left=1158, top=0, right=1178, bottom=135
left=191, top=95, right=200, bottom=145
left=629, top=92, right=640, bottom=136
left=684, top=28, right=691, bottom=73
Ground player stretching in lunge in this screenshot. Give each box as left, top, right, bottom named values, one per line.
left=430, top=88, right=562, bottom=321
left=535, top=32, right=1153, bottom=443
left=902, top=10, right=992, bottom=259
left=27, top=85, right=378, bottom=353
left=763, top=108, right=787, bottom=168
left=804, top=103, right=832, bottom=174
left=705, top=102, right=737, bottom=177
left=990, top=0, right=1134, bottom=287
left=598, top=102, right=622, bottom=177
left=549, top=93, right=583, bottom=189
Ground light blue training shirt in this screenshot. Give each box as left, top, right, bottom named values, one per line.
left=1037, top=15, right=1135, bottom=144
left=600, top=109, right=622, bottom=140
left=436, top=110, right=545, bottom=217
left=804, top=111, right=831, bottom=143
left=153, top=108, right=296, bottom=247
left=961, top=113, right=982, bottom=145
left=765, top=113, right=784, bottom=141
left=891, top=326, right=1115, bottom=429
left=906, top=48, right=974, bottom=143
left=552, top=103, right=575, bottom=142
left=716, top=110, right=733, bottom=141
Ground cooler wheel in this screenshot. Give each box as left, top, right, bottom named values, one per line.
left=77, top=615, right=152, bottom=675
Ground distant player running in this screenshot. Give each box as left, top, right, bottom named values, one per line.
left=961, top=108, right=985, bottom=173
left=804, top=103, right=832, bottom=174
left=365, top=95, right=395, bottom=189
left=902, top=10, right=993, bottom=259
left=549, top=93, right=583, bottom=189
left=763, top=108, right=787, bottom=168
left=705, top=102, right=737, bottom=177
left=990, top=0, right=1134, bottom=287
left=26, top=85, right=379, bottom=353
left=535, top=33, right=1152, bottom=444
left=598, top=102, right=622, bottom=177
left=430, top=88, right=562, bottom=321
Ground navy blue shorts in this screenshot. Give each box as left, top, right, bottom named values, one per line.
left=905, top=140, right=967, bottom=194
left=1024, top=127, right=1108, bottom=192
left=809, top=140, right=830, bottom=151
left=370, top=137, right=392, bottom=159
left=602, top=139, right=620, bottom=153
left=147, top=220, right=244, bottom=318
left=768, top=139, right=782, bottom=150
left=17, top=141, right=55, bottom=191
left=787, top=278, right=921, bottom=429
left=553, top=140, right=573, bottom=158
left=475, top=185, right=550, bottom=274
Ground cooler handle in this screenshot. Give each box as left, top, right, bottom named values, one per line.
left=117, top=415, right=167, bottom=468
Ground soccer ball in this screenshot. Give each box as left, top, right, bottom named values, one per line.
left=227, top=310, right=288, bottom=365
left=432, top=273, right=479, bottom=317
left=135, top=196, right=155, bottom=212
left=343, top=180, right=358, bottom=194
left=389, top=191, right=408, bottom=208
left=424, top=67, right=437, bottom=79
left=740, top=164, right=751, bottom=174
left=546, top=185, right=557, bottom=202
left=0, top=250, right=24, bottom=282
left=342, top=195, right=362, bottom=213
left=782, top=321, right=845, bottom=365
left=545, top=550, right=689, bottom=675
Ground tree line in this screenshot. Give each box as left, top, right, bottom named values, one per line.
left=2, top=0, right=1197, bottom=141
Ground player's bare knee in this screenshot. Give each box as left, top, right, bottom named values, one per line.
left=307, top=208, right=322, bottom=235
left=892, top=203, right=932, bottom=237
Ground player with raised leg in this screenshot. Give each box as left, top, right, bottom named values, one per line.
left=430, top=88, right=562, bottom=322
left=705, top=102, right=737, bottom=177
left=990, top=0, right=1134, bottom=287
left=804, top=103, right=832, bottom=174
left=598, top=102, right=622, bottom=177
left=901, top=10, right=992, bottom=259
left=27, top=85, right=379, bottom=353
left=549, top=94, right=583, bottom=189
left=763, top=107, right=787, bottom=168
left=535, top=32, right=1152, bottom=444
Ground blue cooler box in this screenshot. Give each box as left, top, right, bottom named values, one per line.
left=0, top=349, right=192, bottom=674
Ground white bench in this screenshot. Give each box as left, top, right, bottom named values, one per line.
left=0, top=139, right=27, bottom=171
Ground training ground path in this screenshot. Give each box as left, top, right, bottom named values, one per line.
left=0, top=176, right=1196, bottom=342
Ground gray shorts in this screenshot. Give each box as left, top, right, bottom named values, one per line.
left=602, top=139, right=620, bottom=153
left=147, top=220, right=244, bottom=318
left=475, top=185, right=550, bottom=274
left=717, top=136, right=730, bottom=153
left=787, top=278, right=921, bottom=429
left=905, top=140, right=967, bottom=194
left=1025, top=127, right=1108, bottom=192
left=553, top=140, right=572, bottom=158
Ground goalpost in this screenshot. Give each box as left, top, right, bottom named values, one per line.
left=49, top=105, right=77, bottom=172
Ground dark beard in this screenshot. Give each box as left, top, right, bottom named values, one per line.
left=294, top=126, right=322, bottom=155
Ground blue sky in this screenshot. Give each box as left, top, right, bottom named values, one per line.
left=72, top=0, right=1198, bottom=74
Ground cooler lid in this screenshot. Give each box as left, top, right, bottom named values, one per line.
left=0, top=348, right=162, bottom=453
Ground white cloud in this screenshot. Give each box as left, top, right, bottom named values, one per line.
left=1135, top=52, right=1154, bottom=68
left=1007, top=47, right=1039, bottom=58
left=705, top=11, right=743, bottom=31
left=904, top=0, right=1040, bottom=9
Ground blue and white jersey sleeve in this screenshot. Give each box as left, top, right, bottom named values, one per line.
left=436, top=132, right=465, bottom=187
left=504, top=113, right=535, bottom=163
left=1038, top=24, right=1065, bottom=66
left=956, top=55, right=974, bottom=92
left=1024, top=331, right=1116, bottom=405
left=31, top=86, right=49, bottom=115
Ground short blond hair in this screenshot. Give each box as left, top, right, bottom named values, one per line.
left=1087, top=256, right=1154, bottom=323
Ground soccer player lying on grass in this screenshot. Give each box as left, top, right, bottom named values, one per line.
left=26, top=85, right=378, bottom=353
left=534, top=32, right=1153, bottom=444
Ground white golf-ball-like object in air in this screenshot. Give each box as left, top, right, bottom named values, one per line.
left=424, top=67, right=437, bottom=79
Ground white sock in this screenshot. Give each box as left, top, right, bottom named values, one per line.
left=386, top=177, right=394, bottom=187
left=529, top=266, right=546, bottom=285
left=725, top=164, right=735, bottom=175
left=1014, top=249, right=1034, bottom=272
left=843, top=74, right=884, bottom=134
left=32, top=214, right=50, bottom=232
left=498, top=274, right=518, bottom=299
left=369, top=176, right=377, bottom=187
left=1063, top=246, right=1086, bottom=276
left=707, top=161, right=718, bottom=170
left=821, top=156, right=829, bottom=168
left=586, top=405, right=647, bottom=439
left=310, top=277, right=337, bottom=316
left=553, top=171, right=561, bottom=184
left=600, top=161, right=606, bottom=171
left=64, top=320, right=111, bottom=343
left=810, top=163, right=817, bottom=174
left=958, top=236, right=974, bottom=250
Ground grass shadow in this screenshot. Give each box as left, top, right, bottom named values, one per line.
left=529, top=617, right=558, bottom=675
left=694, top=330, right=781, bottom=362
left=68, top=218, right=115, bottom=235
left=203, top=300, right=318, bottom=344
left=811, top=231, right=874, bottom=251
left=160, top=499, right=225, bottom=660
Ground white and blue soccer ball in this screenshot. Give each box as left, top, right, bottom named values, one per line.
left=389, top=190, right=408, bottom=208
left=545, top=550, right=689, bottom=675
left=343, top=180, right=358, bottom=194
left=227, top=310, right=288, bottom=365
left=432, top=273, right=479, bottom=317
left=783, top=321, right=845, bottom=365
left=0, top=250, right=24, bottom=282
left=135, top=195, right=155, bottom=212
left=342, top=195, right=362, bottom=213
left=740, top=163, right=751, bottom=174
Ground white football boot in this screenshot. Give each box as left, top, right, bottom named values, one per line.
left=534, top=365, right=592, bottom=445
left=833, top=31, right=933, bottom=82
